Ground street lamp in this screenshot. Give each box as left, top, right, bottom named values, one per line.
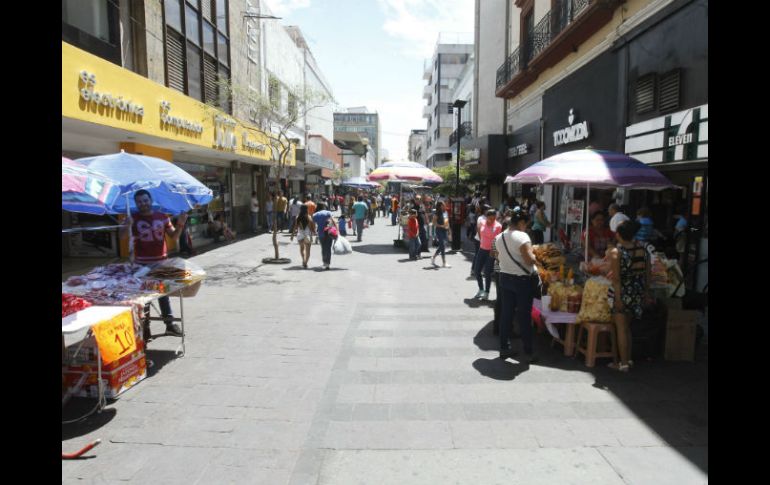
left=451, top=99, right=467, bottom=251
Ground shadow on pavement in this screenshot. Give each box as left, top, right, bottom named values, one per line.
left=472, top=357, right=528, bottom=381
left=311, top=267, right=349, bottom=272
left=282, top=265, right=311, bottom=271
left=470, top=315, right=708, bottom=473
left=353, top=244, right=405, bottom=255
left=145, top=349, right=181, bottom=378
left=62, top=404, right=117, bottom=440
left=463, top=298, right=495, bottom=309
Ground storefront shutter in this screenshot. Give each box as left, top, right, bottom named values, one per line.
left=203, top=54, right=218, bottom=104
left=634, top=74, right=655, bottom=114
left=166, top=28, right=185, bottom=93
left=658, top=69, right=681, bottom=113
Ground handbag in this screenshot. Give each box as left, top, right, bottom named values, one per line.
left=324, top=224, right=339, bottom=240
left=500, top=231, right=543, bottom=298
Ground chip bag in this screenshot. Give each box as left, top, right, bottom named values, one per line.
left=576, top=276, right=612, bottom=323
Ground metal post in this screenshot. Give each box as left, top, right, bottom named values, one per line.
left=451, top=100, right=466, bottom=251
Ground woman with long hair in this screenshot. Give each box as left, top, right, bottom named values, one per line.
left=292, top=204, right=316, bottom=268
left=431, top=201, right=451, bottom=268
left=606, top=220, right=651, bottom=372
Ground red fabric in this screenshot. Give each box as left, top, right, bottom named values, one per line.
left=407, top=217, right=419, bottom=238
left=132, top=213, right=172, bottom=265
left=531, top=306, right=545, bottom=332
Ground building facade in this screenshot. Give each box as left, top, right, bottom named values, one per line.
left=333, top=108, right=382, bottom=167
left=62, top=0, right=335, bottom=258
left=408, top=129, right=428, bottom=164
left=422, top=34, right=474, bottom=168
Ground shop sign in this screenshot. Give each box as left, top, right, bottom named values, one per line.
left=79, top=71, right=144, bottom=118
left=242, top=132, right=268, bottom=155
left=553, top=109, right=590, bottom=147
left=159, top=101, right=204, bottom=135
left=213, top=115, right=238, bottom=151
left=508, top=143, right=530, bottom=158
left=305, top=151, right=335, bottom=170
left=668, top=133, right=693, bottom=147
left=566, top=200, right=584, bottom=224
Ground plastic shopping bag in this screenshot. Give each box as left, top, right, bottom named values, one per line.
left=333, top=236, right=353, bottom=255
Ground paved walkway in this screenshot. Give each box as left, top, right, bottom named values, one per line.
left=62, top=213, right=708, bottom=484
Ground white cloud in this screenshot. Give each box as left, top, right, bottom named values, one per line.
left=377, top=0, right=474, bottom=59
left=262, top=0, right=312, bottom=17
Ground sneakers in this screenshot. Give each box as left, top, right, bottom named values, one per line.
left=442, top=263, right=451, bottom=268
left=474, top=290, right=484, bottom=299
left=165, top=323, right=183, bottom=336
left=480, top=291, right=490, bottom=300
left=323, top=264, right=330, bottom=270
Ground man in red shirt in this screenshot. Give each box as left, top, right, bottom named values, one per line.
left=122, top=190, right=187, bottom=338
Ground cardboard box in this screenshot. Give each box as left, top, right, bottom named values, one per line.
left=64, top=336, right=144, bottom=372
left=62, top=350, right=147, bottom=399
left=664, top=307, right=698, bottom=362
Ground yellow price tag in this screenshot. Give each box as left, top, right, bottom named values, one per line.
left=92, top=311, right=137, bottom=365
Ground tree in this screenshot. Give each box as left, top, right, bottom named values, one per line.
left=214, top=78, right=331, bottom=263
left=430, top=165, right=473, bottom=196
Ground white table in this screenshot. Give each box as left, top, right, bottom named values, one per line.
left=533, top=299, right=579, bottom=356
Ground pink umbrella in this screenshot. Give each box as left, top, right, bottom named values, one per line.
left=367, top=160, right=443, bottom=184
left=505, top=149, right=676, bottom=261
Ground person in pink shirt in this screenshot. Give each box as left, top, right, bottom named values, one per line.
left=473, top=209, right=503, bottom=300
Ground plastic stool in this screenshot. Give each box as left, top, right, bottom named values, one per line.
left=575, top=321, right=618, bottom=367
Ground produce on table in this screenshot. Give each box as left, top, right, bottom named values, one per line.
left=62, top=293, right=93, bottom=317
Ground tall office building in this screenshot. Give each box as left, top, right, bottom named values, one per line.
left=333, top=107, right=381, bottom=168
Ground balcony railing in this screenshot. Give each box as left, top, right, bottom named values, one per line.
left=496, top=0, right=594, bottom=93
left=449, top=122, right=473, bottom=146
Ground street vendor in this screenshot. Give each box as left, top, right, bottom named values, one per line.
left=120, top=189, right=186, bottom=338
left=582, top=211, right=615, bottom=259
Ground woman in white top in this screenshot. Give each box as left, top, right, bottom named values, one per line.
left=493, top=206, right=539, bottom=363
left=292, top=204, right=316, bottom=268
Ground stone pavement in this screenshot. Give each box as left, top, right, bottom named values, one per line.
left=62, top=213, right=708, bottom=484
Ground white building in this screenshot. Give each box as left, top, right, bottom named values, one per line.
left=422, top=33, right=474, bottom=168
left=408, top=129, right=428, bottom=164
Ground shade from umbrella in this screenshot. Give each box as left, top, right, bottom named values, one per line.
left=74, top=151, right=213, bottom=215
left=62, top=157, right=123, bottom=215
left=367, top=160, right=443, bottom=184
left=504, top=149, right=675, bottom=190
left=341, top=177, right=381, bottom=189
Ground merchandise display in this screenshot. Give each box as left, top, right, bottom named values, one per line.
left=576, top=276, right=613, bottom=323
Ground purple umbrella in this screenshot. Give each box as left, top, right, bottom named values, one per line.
left=504, top=149, right=676, bottom=261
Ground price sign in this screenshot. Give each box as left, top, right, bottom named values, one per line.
left=92, top=310, right=137, bottom=365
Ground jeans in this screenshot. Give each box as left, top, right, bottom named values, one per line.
left=408, top=236, right=421, bottom=259
left=277, top=212, right=286, bottom=231
left=474, top=249, right=494, bottom=292
left=319, top=234, right=333, bottom=265
left=434, top=228, right=448, bottom=258
left=251, top=212, right=258, bottom=233
left=498, top=273, right=535, bottom=354
left=391, top=211, right=397, bottom=225
left=143, top=296, right=173, bottom=335
left=418, top=225, right=428, bottom=252
left=471, top=239, right=481, bottom=274
left=266, top=211, right=274, bottom=230
left=354, top=218, right=365, bottom=241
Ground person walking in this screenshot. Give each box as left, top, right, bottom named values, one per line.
left=431, top=201, right=451, bottom=268
left=494, top=207, right=539, bottom=363
left=406, top=209, right=420, bottom=260
left=414, top=197, right=429, bottom=254
left=530, top=201, right=551, bottom=245
left=250, top=191, right=260, bottom=234
left=265, top=193, right=274, bottom=231
left=312, top=202, right=338, bottom=270
left=473, top=209, right=502, bottom=300
left=288, top=196, right=303, bottom=240
left=634, top=207, right=655, bottom=243
left=391, top=195, right=399, bottom=226
left=275, top=191, right=288, bottom=232
left=292, top=204, right=316, bottom=268
left=606, top=220, right=651, bottom=372
left=352, top=196, right=368, bottom=242
left=369, top=196, right=377, bottom=225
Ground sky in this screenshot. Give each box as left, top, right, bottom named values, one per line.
left=263, top=0, right=474, bottom=161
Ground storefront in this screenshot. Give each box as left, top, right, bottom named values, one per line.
left=461, top=135, right=508, bottom=207
left=542, top=49, right=623, bottom=246
left=62, top=41, right=288, bottom=257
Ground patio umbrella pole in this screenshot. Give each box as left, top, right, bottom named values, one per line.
left=585, top=183, right=590, bottom=263
left=126, top=193, right=134, bottom=264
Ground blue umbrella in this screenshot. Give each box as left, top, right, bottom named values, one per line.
left=74, top=151, right=213, bottom=215
left=62, top=157, right=123, bottom=215
left=341, top=177, right=381, bottom=189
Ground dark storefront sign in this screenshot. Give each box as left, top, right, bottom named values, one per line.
left=505, top=119, right=541, bottom=177
left=542, top=50, right=622, bottom=158
left=462, top=135, right=508, bottom=183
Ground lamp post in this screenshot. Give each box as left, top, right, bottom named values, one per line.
left=451, top=99, right=467, bottom=251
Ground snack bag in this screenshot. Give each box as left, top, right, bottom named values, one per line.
left=576, top=276, right=612, bottom=323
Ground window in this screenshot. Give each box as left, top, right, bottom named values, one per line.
left=658, top=69, right=681, bottom=113
left=269, top=77, right=280, bottom=110
left=634, top=74, right=656, bottom=114
left=62, top=0, right=120, bottom=63
left=164, top=0, right=229, bottom=108
left=288, top=93, right=298, bottom=118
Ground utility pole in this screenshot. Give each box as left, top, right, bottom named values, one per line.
left=451, top=99, right=467, bottom=251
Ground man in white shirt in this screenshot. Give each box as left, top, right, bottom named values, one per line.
left=608, top=203, right=630, bottom=233
left=250, top=191, right=260, bottom=233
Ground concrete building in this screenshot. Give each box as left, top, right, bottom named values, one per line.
left=333, top=108, right=381, bottom=167
left=61, top=0, right=336, bottom=258
left=334, top=131, right=370, bottom=179
left=408, top=129, right=428, bottom=164
left=421, top=33, right=474, bottom=168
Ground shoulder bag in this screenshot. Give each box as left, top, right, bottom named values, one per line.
left=500, top=231, right=542, bottom=298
